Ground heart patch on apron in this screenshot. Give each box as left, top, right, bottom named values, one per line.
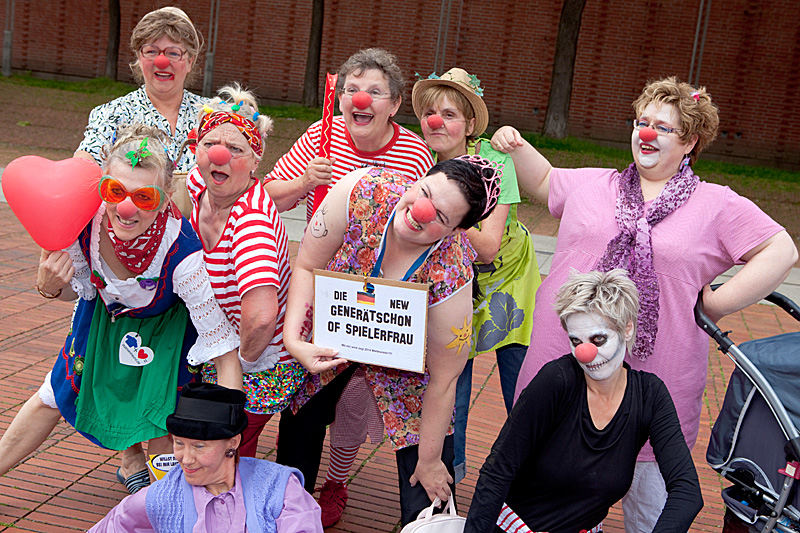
left=119, top=332, right=155, bottom=366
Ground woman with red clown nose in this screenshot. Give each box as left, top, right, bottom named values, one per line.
left=466, top=270, right=702, bottom=533
left=186, top=84, right=307, bottom=459
left=412, top=67, right=542, bottom=486
left=76, top=6, right=206, bottom=198
left=265, top=48, right=433, bottom=223
left=493, top=77, right=798, bottom=530
left=0, top=125, right=241, bottom=496
left=277, top=157, right=501, bottom=526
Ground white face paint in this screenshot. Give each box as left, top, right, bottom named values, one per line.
left=633, top=129, right=661, bottom=168
left=565, top=312, right=627, bottom=381
left=631, top=102, right=693, bottom=178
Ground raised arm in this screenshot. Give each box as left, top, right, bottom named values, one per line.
left=408, top=284, right=472, bottom=502
left=702, top=230, right=798, bottom=323
left=264, top=156, right=335, bottom=213
left=465, top=203, right=510, bottom=264
left=282, top=170, right=367, bottom=373
left=490, top=126, right=553, bottom=205
left=36, top=249, right=78, bottom=301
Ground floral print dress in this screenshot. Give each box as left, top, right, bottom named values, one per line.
left=290, top=167, right=476, bottom=449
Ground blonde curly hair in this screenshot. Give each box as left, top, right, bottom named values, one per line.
left=103, top=124, right=176, bottom=195
left=633, top=76, right=720, bottom=166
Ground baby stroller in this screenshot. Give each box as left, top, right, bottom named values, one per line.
left=697, top=289, right=800, bottom=532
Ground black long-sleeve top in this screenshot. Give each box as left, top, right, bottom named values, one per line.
left=465, top=355, right=702, bottom=533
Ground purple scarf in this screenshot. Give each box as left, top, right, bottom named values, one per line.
left=596, top=162, right=698, bottom=360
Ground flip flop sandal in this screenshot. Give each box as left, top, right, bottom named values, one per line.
left=116, top=467, right=151, bottom=494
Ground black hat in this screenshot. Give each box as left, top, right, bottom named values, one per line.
left=166, top=382, right=248, bottom=440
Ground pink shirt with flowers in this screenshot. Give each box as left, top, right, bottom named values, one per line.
left=290, top=168, right=476, bottom=449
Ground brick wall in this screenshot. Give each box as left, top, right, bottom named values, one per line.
left=4, top=0, right=798, bottom=166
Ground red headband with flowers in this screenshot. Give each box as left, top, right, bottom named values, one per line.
left=197, top=110, right=263, bottom=158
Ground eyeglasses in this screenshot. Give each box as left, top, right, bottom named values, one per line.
left=98, top=176, right=165, bottom=211
left=341, top=86, right=392, bottom=100
left=633, top=119, right=681, bottom=136
left=139, top=44, right=188, bottom=62
left=422, top=111, right=467, bottom=125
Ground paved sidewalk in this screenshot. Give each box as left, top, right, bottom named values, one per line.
left=1, top=201, right=799, bottom=532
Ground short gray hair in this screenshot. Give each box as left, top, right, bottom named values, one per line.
left=554, top=269, right=639, bottom=353
left=336, top=48, right=405, bottom=102
left=129, top=6, right=203, bottom=85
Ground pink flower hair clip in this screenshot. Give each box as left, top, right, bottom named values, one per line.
left=690, top=91, right=700, bottom=102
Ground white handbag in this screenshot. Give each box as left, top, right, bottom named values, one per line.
left=400, top=497, right=466, bottom=533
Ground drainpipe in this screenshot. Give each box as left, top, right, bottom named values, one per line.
left=688, top=0, right=712, bottom=85
left=433, top=0, right=454, bottom=73
left=203, top=0, right=221, bottom=97
left=693, top=0, right=712, bottom=85
left=3, top=0, right=15, bottom=77
left=688, top=0, right=705, bottom=83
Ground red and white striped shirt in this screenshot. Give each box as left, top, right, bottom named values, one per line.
left=187, top=168, right=292, bottom=365
left=265, top=115, right=434, bottom=222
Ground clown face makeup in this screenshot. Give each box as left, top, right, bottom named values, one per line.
left=565, top=312, right=629, bottom=381
left=391, top=172, right=469, bottom=247
left=103, top=163, right=166, bottom=241
left=631, top=102, right=695, bottom=182
left=338, top=69, right=401, bottom=153
left=420, top=95, right=475, bottom=161
left=139, top=35, right=193, bottom=101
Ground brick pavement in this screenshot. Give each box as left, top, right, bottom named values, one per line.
left=1, top=201, right=799, bottom=532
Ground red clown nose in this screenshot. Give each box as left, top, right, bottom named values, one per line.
left=116, top=198, right=139, bottom=220
left=638, top=125, right=658, bottom=143
left=426, top=114, right=444, bottom=130
left=575, top=342, right=598, bottom=364
left=351, top=91, right=373, bottom=110
left=153, top=54, right=171, bottom=70
left=411, top=197, right=436, bottom=224
left=207, top=144, right=232, bottom=166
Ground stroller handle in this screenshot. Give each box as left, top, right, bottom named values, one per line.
left=695, top=284, right=800, bottom=461
left=693, top=284, right=734, bottom=353
left=694, top=285, right=800, bottom=347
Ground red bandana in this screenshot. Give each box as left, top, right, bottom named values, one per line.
left=197, top=111, right=263, bottom=157
left=105, top=202, right=181, bottom=275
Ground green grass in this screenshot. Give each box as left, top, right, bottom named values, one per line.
left=520, top=132, right=800, bottom=185
left=0, top=72, right=136, bottom=98
left=259, top=104, right=322, bottom=122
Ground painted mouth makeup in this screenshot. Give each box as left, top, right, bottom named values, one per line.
left=640, top=143, right=658, bottom=153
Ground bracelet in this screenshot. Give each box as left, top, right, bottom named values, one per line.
left=36, top=285, right=62, bottom=299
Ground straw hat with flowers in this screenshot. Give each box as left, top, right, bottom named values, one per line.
left=412, top=67, right=489, bottom=137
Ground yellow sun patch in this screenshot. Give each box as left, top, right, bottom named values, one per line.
left=445, top=315, right=472, bottom=355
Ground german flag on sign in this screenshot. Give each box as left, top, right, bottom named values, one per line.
left=357, top=291, right=375, bottom=305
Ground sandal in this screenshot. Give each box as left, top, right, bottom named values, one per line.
left=116, top=467, right=151, bottom=494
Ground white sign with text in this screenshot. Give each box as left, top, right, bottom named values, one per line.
left=313, top=270, right=429, bottom=373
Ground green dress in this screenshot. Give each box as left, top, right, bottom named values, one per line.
left=468, top=140, right=541, bottom=357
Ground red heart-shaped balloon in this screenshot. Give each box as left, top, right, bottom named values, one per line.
left=2, top=156, right=103, bottom=250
